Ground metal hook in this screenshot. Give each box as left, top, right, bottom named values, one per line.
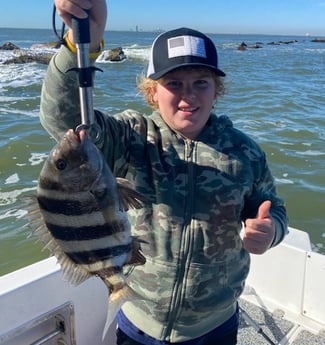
left=75, top=123, right=102, bottom=144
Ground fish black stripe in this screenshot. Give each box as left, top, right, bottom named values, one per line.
left=45, top=221, right=126, bottom=241
left=38, top=195, right=101, bottom=215
left=92, top=266, right=122, bottom=277
left=66, top=244, right=131, bottom=264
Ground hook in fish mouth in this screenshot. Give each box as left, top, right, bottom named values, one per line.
left=75, top=127, right=88, bottom=143
left=75, top=123, right=101, bottom=143
left=62, top=129, right=91, bottom=150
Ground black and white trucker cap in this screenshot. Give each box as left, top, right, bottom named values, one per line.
left=147, top=27, right=226, bottom=80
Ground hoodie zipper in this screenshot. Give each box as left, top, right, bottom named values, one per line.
left=163, top=139, right=195, bottom=341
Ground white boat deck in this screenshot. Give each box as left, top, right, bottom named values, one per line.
left=0, top=227, right=324, bottom=345
left=239, top=227, right=325, bottom=344
left=238, top=298, right=325, bottom=345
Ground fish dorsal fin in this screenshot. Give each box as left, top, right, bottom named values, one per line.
left=116, top=177, right=147, bottom=211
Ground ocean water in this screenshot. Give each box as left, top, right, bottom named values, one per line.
left=0, top=28, right=324, bottom=276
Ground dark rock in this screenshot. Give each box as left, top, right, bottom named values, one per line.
left=1, top=40, right=60, bottom=64
left=238, top=42, right=247, bottom=51
left=249, top=44, right=262, bottom=49
left=3, top=52, right=54, bottom=65
left=279, top=40, right=298, bottom=44
left=105, top=47, right=126, bottom=62
left=0, top=42, right=20, bottom=50
left=311, top=38, right=325, bottom=42
left=267, top=40, right=298, bottom=45
left=237, top=42, right=262, bottom=50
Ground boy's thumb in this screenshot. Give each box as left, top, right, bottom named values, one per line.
left=257, top=200, right=272, bottom=219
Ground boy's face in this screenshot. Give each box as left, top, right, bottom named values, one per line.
left=152, top=67, right=218, bottom=139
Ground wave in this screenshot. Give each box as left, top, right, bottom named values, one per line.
left=122, top=46, right=150, bottom=60
left=0, top=63, right=45, bottom=90
left=0, top=107, right=39, bottom=118
left=295, top=150, right=325, bottom=156
left=0, top=186, right=37, bottom=207
left=4, top=173, right=20, bottom=185
left=97, top=44, right=151, bottom=63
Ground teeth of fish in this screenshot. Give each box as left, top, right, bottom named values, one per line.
left=24, top=129, right=146, bottom=336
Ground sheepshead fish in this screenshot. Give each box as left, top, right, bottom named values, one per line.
left=25, top=128, right=146, bottom=334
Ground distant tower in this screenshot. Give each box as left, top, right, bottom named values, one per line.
left=136, top=25, right=139, bottom=32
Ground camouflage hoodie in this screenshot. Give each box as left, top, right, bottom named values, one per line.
left=40, top=46, right=288, bottom=343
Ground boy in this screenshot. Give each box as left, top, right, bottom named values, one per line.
left=41, top=1, right=288, bottom=344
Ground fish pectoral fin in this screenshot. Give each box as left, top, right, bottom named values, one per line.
left=116, top=177, right=147, bottom=210
left=102, top=284, right=143, bottom=340
left=124, top=237, right=146, bottom=267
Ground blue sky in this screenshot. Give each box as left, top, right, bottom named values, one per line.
left=1, top=0, right=325, bottom=36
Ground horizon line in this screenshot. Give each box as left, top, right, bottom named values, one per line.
left=0, top=26, right=324, bottom=38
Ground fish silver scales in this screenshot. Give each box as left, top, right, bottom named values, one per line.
left=24, top=128, right=146, bottom=335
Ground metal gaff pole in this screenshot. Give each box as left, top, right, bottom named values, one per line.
left=71, top=13, right=94, bottom=126
left=69, top=12, right=102, bottom=141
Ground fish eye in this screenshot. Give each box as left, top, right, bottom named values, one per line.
left=55, top=158, right=67, bottom=170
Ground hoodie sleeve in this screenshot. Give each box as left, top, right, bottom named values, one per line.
left=40, top=45, right=98, bottom=141
left=241, top=148, right=289, bottom=248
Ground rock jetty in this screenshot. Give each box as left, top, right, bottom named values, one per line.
left=237, top=42, right=262, bottom=50
left=3, top=51, right=54, bottom=65
left=267, top=39, right=298, bottom=45
left=0, top=41, right=58, bottom=65
left=102, top=47, right=126, bottom=62
left=311, top=38, right=325, bottom=43
left=0, top=42, right=20, bottom=50
left=1, top=41, right=127, bottom=64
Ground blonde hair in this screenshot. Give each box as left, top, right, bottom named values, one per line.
left=137, top=66, right=225, bottom=109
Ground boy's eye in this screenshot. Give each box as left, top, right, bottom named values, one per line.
left=162, top=78, right=211, bottom=90
left=166, top=80, right=182, bottom=88
left=195, top=80, right=209, bottom=88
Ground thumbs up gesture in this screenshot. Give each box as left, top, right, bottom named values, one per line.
left=243, top=200, right=276, bottom=255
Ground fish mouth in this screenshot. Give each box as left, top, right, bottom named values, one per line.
left=77, top=128, right=89, bottom=142
left=69, top=128, right=104, bottom=186
left=65, top=128, right=89, bottom=145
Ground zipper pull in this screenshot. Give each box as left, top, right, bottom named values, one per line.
left=186, top=140, right=195, bottom=159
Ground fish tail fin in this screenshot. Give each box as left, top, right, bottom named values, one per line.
left=102, top=284, right=142, bottom=340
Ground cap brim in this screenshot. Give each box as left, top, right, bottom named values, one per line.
left=148, top=63, right=226, bottom=80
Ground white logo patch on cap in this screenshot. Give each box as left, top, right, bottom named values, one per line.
left=167, top=35, right=207, bottom=59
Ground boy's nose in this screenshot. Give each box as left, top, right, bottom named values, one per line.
left=182, top=85, right=196, bottom=100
